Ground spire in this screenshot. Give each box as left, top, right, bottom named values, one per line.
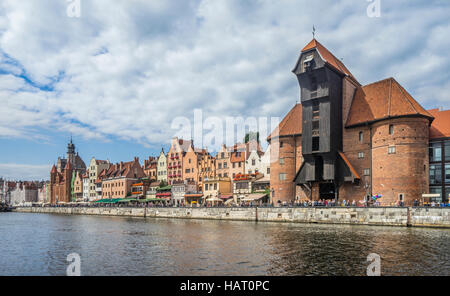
left=312, top=25, right=316, bottom=39
left=51, top=165, right=57, bottom=174
left=67, top=136, right=75, bottom=155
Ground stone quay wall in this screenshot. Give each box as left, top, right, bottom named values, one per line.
left=14, top=206, right=450, bottom=228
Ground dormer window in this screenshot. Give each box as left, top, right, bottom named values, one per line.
left=304, top=54, right=313, bottom=71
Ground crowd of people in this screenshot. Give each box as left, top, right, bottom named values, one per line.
left=27, top=198, right=450, bottom=208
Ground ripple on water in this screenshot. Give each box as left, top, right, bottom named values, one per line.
left=0, top=213, right=449, bottom=275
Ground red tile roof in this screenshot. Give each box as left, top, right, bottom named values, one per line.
left=230, top=151, right=245, bottom=163
left=428, top=108, right=450, bottom=139
left=267, top=103, right=302, bottom=141
left=301, top=39, right=359, bottom=84
left=346, top=78, right=434, bottom=127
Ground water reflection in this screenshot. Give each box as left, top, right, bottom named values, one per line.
left=0, top=213, right=448, bottom=276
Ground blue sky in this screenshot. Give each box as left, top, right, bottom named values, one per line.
left=0, top=0, right=449, bottom=180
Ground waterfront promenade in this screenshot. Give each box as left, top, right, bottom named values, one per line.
left=14, top=205, right=450, bottom=228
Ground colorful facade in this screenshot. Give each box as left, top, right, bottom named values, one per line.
left=198, top=151, right=216, bottom=190
left=168, top=137, right=191, bottom=185
left=101, top=158, right=146, bottom=199
left=143, top=157, right=157, bottom=181
left=216, top=145, right=230, bottom=178
left=157, top=149, right=168, bottom=183
left=88, top=157, right=110, bottom=200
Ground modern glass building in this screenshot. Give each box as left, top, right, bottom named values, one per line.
left=428, top=108, right=450, bottom=203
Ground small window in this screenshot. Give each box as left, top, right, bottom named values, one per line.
left=398, top=193, right=404, bottom=201
left=388, top=146, right=396, bottom=154
left=358, top=152, right=364, bottom=159
left=280, top=158, right=285, bottom=165
left=312, top=137, right=320, bottom=151
left=359, top=131, right=364, bottom=143
left=279, top=173, right=287, bottom=181
left=389, top=124, right=394, bottom=135
left=363, top=169, right=370, bottom=176
left=280, top=141, right=283, bottom=148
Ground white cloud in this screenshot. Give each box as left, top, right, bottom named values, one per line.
left=0, top=0, right=448, bottom=148
left=0, top=163, right=50, bottom=180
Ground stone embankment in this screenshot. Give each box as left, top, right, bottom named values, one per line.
left=14, top=206, right=450, bottom=228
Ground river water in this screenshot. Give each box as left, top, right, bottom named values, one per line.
left=0, top=212, right=448, bottom=276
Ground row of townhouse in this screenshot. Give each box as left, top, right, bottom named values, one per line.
left=70, top=157, right=146, bottom=202
left=47, top=135, right=271, bottom=204
left=166, top=137, right=271, bottom=188
left=1, top=180, right=44, bottom=205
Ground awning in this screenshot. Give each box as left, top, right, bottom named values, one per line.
left=140, top=198, right=165, bottom=202
left=185, top=194, right=203, bottom=198
left=220, top=195, right=233, bottom=199
left=241, top=193, right=267, bottom=202
left=156, top=186, right=172, bottom=191
left=118, top=198, right=139, bottom=203
left=206, top=197, right=222, bottom=202
left=94, top=198, right=122, bottom=203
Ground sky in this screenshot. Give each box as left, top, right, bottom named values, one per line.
left=0, top=0, right=449, bottom=180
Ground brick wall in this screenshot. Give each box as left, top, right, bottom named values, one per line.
left=269, top=136, right=304, bottom=203
left=371, top=117, right=429, bottom=206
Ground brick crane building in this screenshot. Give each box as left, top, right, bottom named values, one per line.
left=268, top=38, right=445, bottom=206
